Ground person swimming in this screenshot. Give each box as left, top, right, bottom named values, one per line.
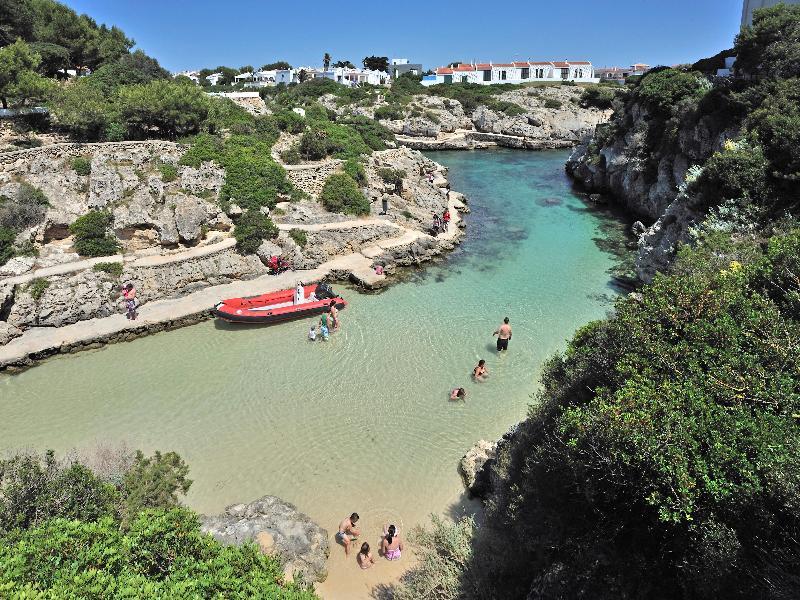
left=381, top=524, right=403, bottom=560
left=358, top=542, right=375, bottom=569
left=450, top=387, right=466, bottom=401
left=473, top=359, right=488, bottom=381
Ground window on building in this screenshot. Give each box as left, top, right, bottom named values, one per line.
left=483, top=70, right=491, bottom=82
left=444, top=75, right=453, bottom=84
left=560, top=68, right=569, bottom=79
left=521, top=68, right=529, bottom=79
left=500, top=70, right=507, bottom=80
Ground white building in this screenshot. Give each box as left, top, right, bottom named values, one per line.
left=423, top=61, right=597, bottom=86
left=237, top=70, right=278, bottom=87
left=317, top=66, right=389, bottom=86
left=205, top=72, right=225, bottom=86
left=174, top=70, right=200, bottom=84
left=741, top=0, right=799, bottom=27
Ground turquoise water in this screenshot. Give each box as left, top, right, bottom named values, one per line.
left=0, top=149, right=621, bottom=595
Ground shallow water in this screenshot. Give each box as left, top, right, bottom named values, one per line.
left=1, top=149, right=622, bottom=598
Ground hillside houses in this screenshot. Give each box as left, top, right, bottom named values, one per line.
left=423, top=60, right=597, bottom=86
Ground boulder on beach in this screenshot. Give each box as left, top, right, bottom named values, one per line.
left=459, top=439, right=498, bottom=498
left=200, top=495, right=330, bottom=583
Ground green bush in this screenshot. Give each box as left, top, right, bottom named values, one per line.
left=117, top=79, right=210, bottom=139
left=493, top=101, right=526, bottom=116
left=92, top=261, right=123, bottom=277
left=70, top=156, right=92, bottom=176
left=120, top=451, right=191, bottom=526
left=580, top=86, right=618, bottom=109
left=0, top=183, right=49, bottom=232
left=299, top=128, right=330, bottom=160
left=543, top=98, right=563, bottom=109
left=689, top=141, right=769, bottom=209
left=374, top=104, right=405, bottom=121
left=734, top=4, right=800, bottom=79
left=635, top=67, right=708, bottom=115
left=377, top=167, right=406, bottom=187
left=274, top=110, right=306, bottom=134
left=289, top=228, right=307, bottom=248
left=205, top=96, right=255, bottom=134
left=0, top=227, right=14, bottom=266
left=25, top=277, right=50, bottom=300
left=233, top=210, right=279, bottom=253
left=319, top=173, right=369, bottom=215
left=48, top=78, right=117, bottom=141
left=280, top=145, right=302, bottom=165
left=69, top=211, right=120, bottom=257
left=158, top=161, right=178, bottom=182
left=0, top=509, right=316, bottom=598
left=337, top=116, right=395, bottom=151
left=220, top=136, right=295, bottom=209
left=342, top=158, right=367, bottom=186
left=179, top=132, right=224, bottom=167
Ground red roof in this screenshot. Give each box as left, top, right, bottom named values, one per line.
left=453, top=64, right=475, bottom=71
left=436, top=67, right=453, bottom=74
left=552, top=61, right=569, bottom=67
left=569, top=61, right=591, bottom=65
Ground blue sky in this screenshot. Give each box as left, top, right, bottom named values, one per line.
left=63, top=0, right=742, bottom=72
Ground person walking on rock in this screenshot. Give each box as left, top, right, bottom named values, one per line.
left=336, top=512, right=361, bottom=556
left=493, top=317, right=512, bottom=352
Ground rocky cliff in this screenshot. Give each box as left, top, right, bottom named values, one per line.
left=566, top=74, right=741, bottom=281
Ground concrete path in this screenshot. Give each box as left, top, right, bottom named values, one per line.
left=276, top=218, right=399, bottom=232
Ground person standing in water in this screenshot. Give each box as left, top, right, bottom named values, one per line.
left=493, top=317, right=512, bottom=352
left=319, top=307, right=331, bottom=340
left=336, top=513, right=361, bottom=555
left=473, top=359, right=488, bottom=381
left=381, top=524, right=403, bottom=560
left=329, top=300, right=339, bottom=331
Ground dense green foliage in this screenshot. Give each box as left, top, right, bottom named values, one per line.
left=579, top=85, right=618, bottom=109
left=117, top=79, right=209, bottom=139
left=158, top=161, right=178, bottom=182
left=219, top=136, right=295, bottom=210
left=92, top=260, right=122, bottom=277
left=233, top=210, right=279, bottom=254
left=0, top=182, right=48, bottom=265
left=69, top=210, right=119, bottom=257
left=735, top=4, right=800, bottom=79
left=342, top=158, right=367, bottom=186
left=288, top=228, right=307, bottom=249
left=0, top=450, right=315, bottom=598
left=26, top=276, right=49, bottom=300
left=319, top=173, right=369, bottom=215
left=0, top=227, right=15, bottom=265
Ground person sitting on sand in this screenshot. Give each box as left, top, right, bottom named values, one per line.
left=473, top=359, right=488, bottom=381
left=358, top=542, right=375, bottom=569
left=336, top=513, right=361, bottom=556
left=381, top=524, right=403, bottom=560
left=450, top=387, right=466, bottom=401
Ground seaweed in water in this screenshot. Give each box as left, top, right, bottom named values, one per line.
left=535, top=197, right=563, bottom=207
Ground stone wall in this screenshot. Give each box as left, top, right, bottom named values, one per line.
left=0, top=140, right=182, bottom=169
left=284, top=161, right=342, bottom=198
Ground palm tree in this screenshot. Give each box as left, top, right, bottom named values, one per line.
left=323, top=53, right=331, bottom=71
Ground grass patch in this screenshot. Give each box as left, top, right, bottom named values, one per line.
left=92, top=261, right=123, bottom=277
left=26, top=277, right=50, bottom=301
left=158, top=162, right=178, bottom=183
left=70, top=156, right=92, bottom=176
left=288, top=228, right=307, bottom=248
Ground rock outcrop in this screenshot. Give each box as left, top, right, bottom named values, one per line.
left=459, top=439, right=498, bottom=497
left=566, top=88, right=739, bottom=282
left=201, top=495, right=329, bottom=583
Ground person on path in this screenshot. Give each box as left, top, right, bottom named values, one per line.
left=319, top=308, right=331, bottom=340
left=337, top=513, right=361, bottom=556
left=442, top=209, right=451, bottom=229
left=121, top=283, right=137, bottom=320
left=493, top=317, right=512, bottom=352
left=473, top=359, right=488, bottom=381
left=358, top=542, right=375, bottom=569
left=329, top=300, right=339, bottom=331
left=381, top=524, right=403, bottom=560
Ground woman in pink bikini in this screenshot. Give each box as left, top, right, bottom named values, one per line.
left=381, top=524, right=403, bottom=560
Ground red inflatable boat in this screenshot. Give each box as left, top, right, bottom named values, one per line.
left=213, top=283, right=346, bottom=324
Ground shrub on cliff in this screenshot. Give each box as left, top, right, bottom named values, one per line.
left=120, top=451, right=192, bottom=526
left=49, top=77, right=117, bottom=141
left=543, top=98, right=562, bottom=109
left=320, top=173, right=369, bottom=215
left=580, top=86, right=618, bottom=109
left=374, top=104, right=404, bottom=121
left=0, top=182, right=49, bottom=232
left=735, top=3, right=800, bottom=79
left=233, top=209, right=279, bottom=254
left=689, top=140, right=770, bottom=210
left=635, top=67, right=709, bottom=115
left=0, top=227, right=14, bottom=265
left=220, top=135, right=295, bottom=209
left=342, top=158, right=367, bottom=185
left=0, top=508, right=317, bottom=598
left=337, top=115, right=395, bottom=150
left=179, top=132, right=224, bottom=167
left=69, top=210, right=120, bottom=257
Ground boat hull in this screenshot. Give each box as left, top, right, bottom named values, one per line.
left=213, top=284, right=346, bottom=324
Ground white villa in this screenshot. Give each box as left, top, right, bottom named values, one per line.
left=316, top=67, right=389, bottom=86
left=205, top=72, right=225, bottom=86
left=422, top=60, right=598, bottom=86
left=236, top=70, right=279, bottom=87
left=174, top=70, right=200, bottom=84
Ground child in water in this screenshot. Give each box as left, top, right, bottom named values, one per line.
left=450, top=387, right=466, bottom=401
left=358, top=542, right=375, bottom=569
left=308, top=326, right=317, bottom=341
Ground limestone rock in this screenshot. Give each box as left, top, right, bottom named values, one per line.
left=88, top=163, right=123, bottom=209
left=0, top=321, right=22, bottom=346
left=0, top=256, right=35, bottom=277
left=173, top=195, right=209, bottom=243
left=201, top=495, right=330, bottom=583
left=459, top=439, right=498, bottom=497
